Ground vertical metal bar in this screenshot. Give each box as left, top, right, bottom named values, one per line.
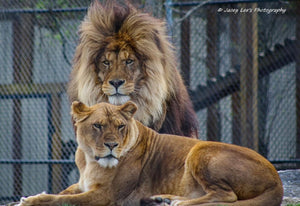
left=11, top=10, right=35, bottom=196
left=46, top=95, right=54, bottom=193
left=50, top=93, right=64, bottom=193
left=230, top=5, right=241, bottom=145
left=12, top=98, right=23, bottom=197
left=296, top=1, right=300, bottom=162
left=240, top=3, right=259, bottom=151
left=206, top=5, right=220, bottom=141
left=180, top=14, right=191, bottom=87
left=11, top=14, right=23, bottom=198
left=165, top=0, right=173, bottom=37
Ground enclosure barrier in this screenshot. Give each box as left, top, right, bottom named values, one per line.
left=0, top=0, right=299, bottom=204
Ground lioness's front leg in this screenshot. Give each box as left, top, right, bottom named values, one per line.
left=19, top=184, right=111, bottom=206
left=59, top=183, right=82, bottom=195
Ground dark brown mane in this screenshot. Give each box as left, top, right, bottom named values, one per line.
left=159, top=87, right=198, bottom=137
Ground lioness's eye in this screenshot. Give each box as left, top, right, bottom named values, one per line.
left=102, top=60, right=110, bottom=66
left=118, top=124, right=125, bottom=130
left=93, top=123, right=102, bottom=130
left=125, top=59, right=134, bottom=65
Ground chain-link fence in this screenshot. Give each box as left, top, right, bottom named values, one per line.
left=0, top=0, right=299, bottom=204
left=166, top=0, right=299, bottom=165
left=0, top=1, right=88, bottom=203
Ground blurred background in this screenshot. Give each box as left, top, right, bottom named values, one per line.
left=0, top=0, right=299, bottom=204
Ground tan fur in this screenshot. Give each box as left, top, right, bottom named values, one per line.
left=68, top=0, right=198, bottom=137
left=19, top=102, right=283, bottom=206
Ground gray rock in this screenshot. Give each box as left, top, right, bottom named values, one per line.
left=279, top=169, right=300, bottom=205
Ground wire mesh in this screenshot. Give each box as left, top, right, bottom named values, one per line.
left=169, top=0, right=298, bottom=163
left=0, top=0, right=299, bottom=204
left=0, top=1, right=88, bottom=203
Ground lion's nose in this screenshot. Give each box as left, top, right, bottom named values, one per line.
left=104, top=142, right=119, bottom=150
left=109, top=79, right=125, bottom=89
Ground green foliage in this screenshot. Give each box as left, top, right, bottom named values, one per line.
left=35, top=0, right=69, bottom=9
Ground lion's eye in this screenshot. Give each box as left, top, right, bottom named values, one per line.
left=118, top=124, right=125, bottom=130
left=102, top=60, right=110, bottom=66
left=125, top=59, right=134, bottom=65
left=93, top=123, right=102, bottom=130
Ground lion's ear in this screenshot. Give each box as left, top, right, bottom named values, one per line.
left=71, top=101, right=92, bottom=122
left=120, top=101, right=137, bottom=120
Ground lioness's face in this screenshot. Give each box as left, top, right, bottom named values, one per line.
left=97, top=42, right=143, bottom=106
left=71, top=101, right=138, bottom=168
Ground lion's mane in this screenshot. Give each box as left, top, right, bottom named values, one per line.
left=68, top=0, right=198, bottom=137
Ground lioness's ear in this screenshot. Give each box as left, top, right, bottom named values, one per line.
left=120, top=101, right=137, bottom=119
left=71, top=101, right=92, bottom=122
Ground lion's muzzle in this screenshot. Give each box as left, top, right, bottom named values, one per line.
left=108, top=95, right=130, bottom=105
left=95, top=154, right=119, bottom=168
left=104, top=142, right=119, bottom=150
left=109, top=79, right=125, bottom=89
left=94, top=139, right=120, bottom=168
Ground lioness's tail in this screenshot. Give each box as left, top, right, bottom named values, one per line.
left=201, top=184, right=283, bottom=206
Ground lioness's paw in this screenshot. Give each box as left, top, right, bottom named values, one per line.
left=140, top=197, right=171, bottom=206
left=154, top=197, right=171, bottom=205
left=16, top=192, right=47, bottom=206
left=169, top=200, right=183, bottom=206
left=15, top=197, right=32, bottom=206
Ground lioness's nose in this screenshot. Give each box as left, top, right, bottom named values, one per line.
left=104, top=142, right=119, bottom=150
left=109, top=79, right=125, bottom=89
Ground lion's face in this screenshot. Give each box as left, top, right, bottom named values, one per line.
left=97, top=43, right=142, bottom=106
left=71, top=101, right=138, bottom=168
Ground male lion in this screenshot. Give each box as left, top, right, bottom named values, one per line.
left=68, top=0, right=198, bottom=137
left=19, top=102, right=283, bottom=206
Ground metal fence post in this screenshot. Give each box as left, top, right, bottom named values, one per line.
left=296, top=1, right=300, bottom=162
left=239, top=3, right=259, bottom=151
left=206, top=6, right=221, bottom=141
left=180, top=4, right=191, bottom=87
left=230, top=4, right=241, bottom=145
left=11, top=11, right=35, bottom=197
left=165, top=0, right=173, bottom=37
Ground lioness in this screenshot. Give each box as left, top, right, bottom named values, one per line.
left=19, top=102, right=283, bottom=206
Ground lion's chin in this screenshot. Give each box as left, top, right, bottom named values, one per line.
left=97, top=156, right=119, bottom=168
left=108, top=95, right=130, bottom=106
